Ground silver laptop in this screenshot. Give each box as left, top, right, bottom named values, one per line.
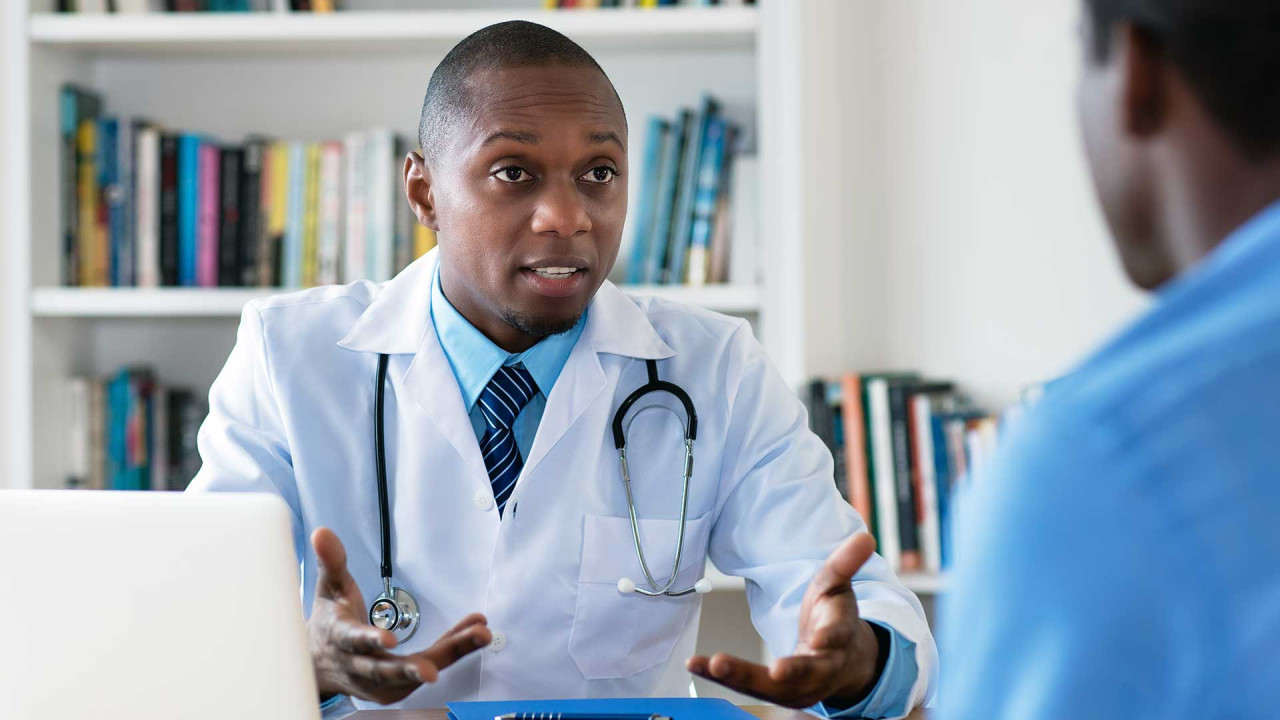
left=0, top=491, right=320, bottom=720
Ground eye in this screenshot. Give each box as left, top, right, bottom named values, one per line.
left=580, top=166, right=617, bottom=184
left=494, top=166, right=532, bottom=183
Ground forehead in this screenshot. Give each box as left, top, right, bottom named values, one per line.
left=459, top=64, right=627, bottom=147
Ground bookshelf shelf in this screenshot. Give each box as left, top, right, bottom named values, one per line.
left=29, top=284, right=762, bottom=318
left=27, top=7, right=757, bottom=55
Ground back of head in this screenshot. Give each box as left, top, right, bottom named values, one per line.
left=1085, top=0, right=1280, bottom=158
left=417, top=20, right=621, bottom=167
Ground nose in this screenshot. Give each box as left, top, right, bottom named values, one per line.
left=530, top=180, right=592, bottom=239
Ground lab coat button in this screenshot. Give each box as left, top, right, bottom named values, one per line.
left=474, top=491, right=494, bottom=511
left=489, top=631, right=507, bottom=652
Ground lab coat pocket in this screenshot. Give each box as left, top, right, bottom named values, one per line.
left=568, top=512, right=712, bottom=680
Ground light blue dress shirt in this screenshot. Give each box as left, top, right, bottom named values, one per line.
left=938, top=201, right=1280, bottom=719
left=329, top=267, right=921, bottom=717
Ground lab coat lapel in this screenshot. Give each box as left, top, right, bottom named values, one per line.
left=521, top=281, right=677, bottom=478
left=337, top=249, right=486, bottom=475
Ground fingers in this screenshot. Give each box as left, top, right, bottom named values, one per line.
left=312, top=527, right=354, bottom=598
left=412, top=617, right=493, bottom=673
left=331, top=620, right=396, bottom=654
left=348, top=654, right=427, bottom=686
left=442, top=612, right=488, bottom=637
left=768, top=653, right=842, bottom=686
left=686, top=652, right=785, bottom=703
left=811, top=532, right=876, bottom=596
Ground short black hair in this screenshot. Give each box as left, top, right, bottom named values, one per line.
left=418, top=20, right=624, bottom=165
left=1084, top=0, right=1280, bottom=157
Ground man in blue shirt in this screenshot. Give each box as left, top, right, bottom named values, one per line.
left=940, top=1, right=1280, bottom=717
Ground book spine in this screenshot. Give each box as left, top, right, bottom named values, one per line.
left=119, top=118, right=138, bottom=287
left=366, top=130, right=394, bottom=283
left=151, top=385, right=169, bottom=491
left=239, top=140, right=264, bottom=287
left=197, top=141, right=221, bottom=287
left=392, top=136, right=412, bottom=277
left=888, top=384, right=922, bottom=572
left=668, top=95, right=718, bottom=285
left=840, top=374, right=873, bottom=534
left=97, top=117, right=120, bottom=287
left=931, top=414, right=954, bottom=569
left=60, top=88, right=83, bottom=286
left=626, top=117, right=669, bottom=286
left=911, top=394, right=943, bottom=574
left=707, top=124, right=738, bottom=285
left=159, top=134, right=180, bottom=286
left=89, top=379, right=106, bottom=490
left=265, top=142, right=290, bottom=287
left=867, top=378, right=901, bottom=570
left=177, top=134, right=200, bottom=287
left=76, top=119, right=100, bottom=287
left=686, top=114, right=728, bottom=287
left=301, top=143, right=321, bottom=287
left=284, top=141, right=305, bottom=288
left=647, top=110, right=691, bottom=285
left=67, top=377, right=91, bottom=488
left=317, top=141, right=343, bottom=285
left=219, top=147, right=243, bottom=287
left=342, top=132, right=367, bottom=283
left=136, top=126, right=160, bottom=288
left=413, top=224, right=437, bottom=260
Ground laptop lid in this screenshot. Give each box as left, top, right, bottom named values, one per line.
left=0, top=491, right=320, bottom=720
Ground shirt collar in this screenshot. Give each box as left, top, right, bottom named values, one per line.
left=430, top=265, right=586, bottom=410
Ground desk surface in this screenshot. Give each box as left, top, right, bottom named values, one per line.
left=351, top=706, right=927, bottom=720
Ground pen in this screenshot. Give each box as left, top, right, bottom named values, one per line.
left=494, top=714, right=672, bottom=720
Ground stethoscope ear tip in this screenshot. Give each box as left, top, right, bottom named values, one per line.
left=693, top=578, right=713, bottom=595
left=617, top=577, right=638, bottom=594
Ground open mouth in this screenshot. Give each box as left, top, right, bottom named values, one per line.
left=520, top=264, right=590, bottom=299
left=529, top=266, right=583, bottom=279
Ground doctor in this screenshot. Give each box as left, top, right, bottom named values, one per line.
left=190, top=20, right=935, bottom=718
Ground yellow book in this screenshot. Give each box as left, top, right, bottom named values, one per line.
left=76, top=119, right=101, bottom=287
left=542, top=0, right=558, bottom=8
left=312, top=0, right=335, bottom=11
left=266, top=142, right=290, bottom=286
left=301, top=143, right=321, bottom=288
left=413, top=223, right=437, bottom=260
left=640, top=0, right=659, bottom=7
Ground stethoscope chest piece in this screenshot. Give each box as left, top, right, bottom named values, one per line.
left=369, top=578, right=420, bottom=644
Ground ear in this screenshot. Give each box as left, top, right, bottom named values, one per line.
left=1115, top=21, right=1167, bottom=139
left=404, top=151, right=440, bottom=232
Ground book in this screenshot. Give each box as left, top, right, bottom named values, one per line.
left=264, top=141, right=290, bottom=287
left=413, top=223, right=437, bottom=260
left=283, top=141, right=305, bottom=288
left=365, top=129, right=396, bottom=283
left=647, top=109, right=691, bottom=285
left=840, top=373, right=874, bottom=536
left=707, top=124, right=739, bottom=285
left=197, top=140, right=221, bottom=287
left=626, top=116, right=670, bottom=285
left=316, top=141, right=343, bottom=286
left=159, top=133, right=181, bottom=286
left=119, top=118, right=142, bottom=287
left=804, top=379, right=841, bottom=500
left=76, top=119, right=103, bottom=286
left=218, top=147, right=243, bottom=287
left=239, top=139, right=266, bottom=286
left=906, top=385, right=955, bottom=574
left=301, top=142, right=321, bottom=287
left=863, top=372, right=917, bottom=570
left=98, top=117, right=122, bottom=287
left=60, top=86, right=102, bottom=287
left=686, top=115, right=730, bottom=286
left=342, top=131, right=367, bottom=283
left=177, top=134, right=201, bottom=286
left=392, top=136, right=413, bottom=276
left=135, top=125, right=161, bottom=288
left=667, top=95, right=719, bottom=285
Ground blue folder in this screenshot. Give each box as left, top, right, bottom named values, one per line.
left=446, top=697, right=756, bottom=720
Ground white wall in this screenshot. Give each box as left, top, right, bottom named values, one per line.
left=1, top=4, right=14, bottom=485
left=846, top=0, right=1149, bottom=408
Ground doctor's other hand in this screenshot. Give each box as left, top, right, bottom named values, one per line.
left=686, top=532, right=884, bottom=709
left=308, top=527, right=492, bottom=705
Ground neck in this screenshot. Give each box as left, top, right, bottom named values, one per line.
left=1157, top=134, right=1280, bottom=280
left=438, top=270, right=542, bottom=354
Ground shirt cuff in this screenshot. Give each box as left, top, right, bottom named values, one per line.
left=814, top=620, right=919, bottom=719
left=320, top=694, right=357, bottom=720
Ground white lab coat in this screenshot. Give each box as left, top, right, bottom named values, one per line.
left=190, top=250, right=936, bottom=713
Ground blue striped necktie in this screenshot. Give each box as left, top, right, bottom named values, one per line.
left=477, top=364, right=538, bottom=516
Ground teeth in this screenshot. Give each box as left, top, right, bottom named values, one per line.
left=532, top=267, right=579, bottom=278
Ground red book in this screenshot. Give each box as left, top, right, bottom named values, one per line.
left=840, top=374, right=874, bottom=533
left=197, top=141, right=220, bottom=287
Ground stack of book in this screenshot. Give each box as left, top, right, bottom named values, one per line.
left=65, top=369, right=207, bottom=492
left=60, top=85, right=436, bottom=290
left=57, top=1, right=339, bottom=12
left=804, top=373, right=1001, bottom=575
left=626, top=95, right=754, bottom=287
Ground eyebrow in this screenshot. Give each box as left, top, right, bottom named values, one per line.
left=587, top=131, right=625, bottom=150
left=480, top=129, right=541, bottom=148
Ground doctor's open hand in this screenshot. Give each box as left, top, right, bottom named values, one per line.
left=686, top=532, right=886, bottom=709
left=307, top=528, right=492, bottom=705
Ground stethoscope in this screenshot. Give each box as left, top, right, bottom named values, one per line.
left=367, top=354, right=710, bottom=645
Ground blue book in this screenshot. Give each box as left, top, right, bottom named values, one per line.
left=447, top=698, right=756, bottom=720
left=646, top=109, right=691, bottom=285
left=667, top=95, right=719, bottom=285
left=931, top=414, right=954, bottom=568
left=284, top=142, right=306, bottom=289
left=106, top=370, right=129, bottom=491
left=97, top=117, right=121, bottom=286
left=178, top=134, right=201, bottom=287
left=626, top=116, right=670, bottom=286
left=686, top=115, right=729, bottom=284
